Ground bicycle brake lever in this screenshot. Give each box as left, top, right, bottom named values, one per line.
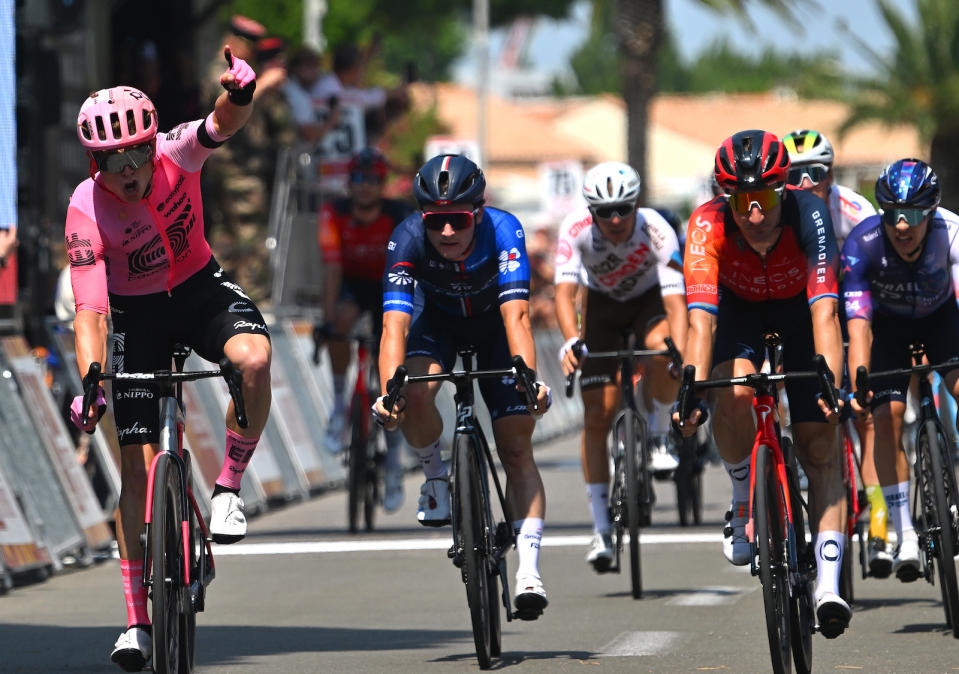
left=81, top=361, right=102, bottom=426
left=511, top=355, right=539, bottom=412
left=854, top=366, right=869, bottom=410
left=814, top=354, right=840, bottom=415
left=384, top=365, right=407, bottom=413
left=219, top=357, right=248, bottom=429
left=677, top=364, right=695, bottom=428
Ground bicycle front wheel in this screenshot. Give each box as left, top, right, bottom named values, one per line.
left=676, top=436, right=703, bottom=527
left=454, top=433, right=494, bottom=669
left=755, top=444, right=792, bottom=674
left=614, top=410, right=643, bottom=599
left=151, top=453, right=186, bottom=674
left=347, top=392, right=367, bottom=534
left=924, top=421, right=959, bottom=636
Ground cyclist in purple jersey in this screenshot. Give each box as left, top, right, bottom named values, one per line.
left=845, top=158, right=959, bottom=583
left=373, top=154, right=551, bottom=617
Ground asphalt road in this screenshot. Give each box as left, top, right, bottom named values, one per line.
left=2, top=432, right=958, bottom=673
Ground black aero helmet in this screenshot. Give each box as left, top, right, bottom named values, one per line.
left=413, top=154, right=486, bottom=208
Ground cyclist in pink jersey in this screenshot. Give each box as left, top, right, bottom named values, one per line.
left=65, top=47, right=272, bottom=672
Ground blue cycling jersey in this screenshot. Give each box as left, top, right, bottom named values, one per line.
left=841, top=207, right=959, bottom=320
left=383, top=206, right=531, bottom=317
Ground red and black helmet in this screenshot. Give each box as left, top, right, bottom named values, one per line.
left=348, top=147, right=389, bottom=179
left=714, top=130, right=790, bottom=192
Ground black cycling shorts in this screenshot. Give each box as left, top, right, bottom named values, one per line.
left=109, top=256, right=270, bottom=446
left=713, top=289, right=824, bottom=424
left=406, top=305, right=528, bottom=422
left=579, top=286, right=666, bottom=391
left=339, top=276, right=384, bottom=337
left=869, top=300, right=959, bottom=407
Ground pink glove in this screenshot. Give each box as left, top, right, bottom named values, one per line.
left=70, top=388, right=107, bottom=434
left=221, top=46, right=256, bottom=105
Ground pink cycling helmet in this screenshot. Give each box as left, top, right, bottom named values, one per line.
left=77, top=86, right=158, bottom=151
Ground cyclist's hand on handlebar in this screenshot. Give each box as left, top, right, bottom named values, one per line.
left=670, top=398, right=708, bottom=438
left=815, top=391, right=844, bottom=424
left=70, top=388, right=107, bottom=434
left=558, top=337, right=586, bottom=376
left=372, top=394, right=405, bottom=431
left=531, top=380, right=552, bottom=416
left=849, top=389, right=872, bottom=419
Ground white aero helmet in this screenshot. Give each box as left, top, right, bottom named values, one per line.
left=582, top=161, right=641, bottom=206
left=782, top=129, right=835, bottom=166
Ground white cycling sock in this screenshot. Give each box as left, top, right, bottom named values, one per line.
left=412, top=439, right=446, bottom=480
left=882, top=481, right=917, bottom=543
left=332, top=374, right=346, bottom=414
left=647, top=398, right=673, bottom=436
left=814, top=530, right=845, bottom=600
left=384, top=431, right=405, bottom=472
left=724, top=457, right=751, bottom=503
left=513, top=518, right=543, bottom=580
left=586, top=483, right=610, bottom=534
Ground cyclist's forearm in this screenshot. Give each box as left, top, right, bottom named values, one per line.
left=846, top=317, right=872, bottom=383
left=212, top=90, right=254, bottom=138
left=378, top=311, right=409, bottom=392
left=502, top=300, right=537, bottom=373
left=554, top=282, right=580, bottom=341
left=74, top=309, right=108, bottom=378
left=811, top=298, right=844, bottom=387
left=662, top=293, right=688, bottom=357
left=684, top=308, right=715, bottom=380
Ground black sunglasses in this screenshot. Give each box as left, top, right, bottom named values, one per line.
left=422, top=208, right=480, bottom=232
left=93, top=142, right=154, bottom=174
left=591, top=203, right=634, bottom=219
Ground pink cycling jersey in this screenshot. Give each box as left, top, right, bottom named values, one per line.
left=65, top=115, right=228, bottom=314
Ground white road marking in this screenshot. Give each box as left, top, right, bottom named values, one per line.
left=665, top=585, right=756, bottom=606
left=600, top=631, right=684, bottom=657
left=213, top=532, right=725, bottom=556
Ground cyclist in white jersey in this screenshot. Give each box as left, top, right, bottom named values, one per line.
left=783, top=129, right=893, bottom=577
left=554, top=161, right=687, bottom=572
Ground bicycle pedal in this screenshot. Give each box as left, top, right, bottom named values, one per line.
left=512, top=607, right=543, bottom=621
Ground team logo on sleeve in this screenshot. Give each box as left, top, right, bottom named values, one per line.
left=387, top=264, right=414, bottom=285
left=499, top=248, right=522, bottom=273
left=556, top=240, right=572, bottom=265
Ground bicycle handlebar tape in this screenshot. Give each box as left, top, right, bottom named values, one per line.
left=678, top=364, right=696, bottom=425
left=219, top=357, right=249, bottom=429
left=511, top=355, right=538, bottom=411
left=384, top=365, right=408, bottom=413
left=855, top=366, right=869, bottom=409
left=814, top=354, right=840, bottom=414
left=81, top=361, right=102, bottom=426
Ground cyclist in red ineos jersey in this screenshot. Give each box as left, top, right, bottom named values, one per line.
left=318, top=147, right=413, bottom=510
left=65, top=49, right=272, bottom=671
left=673, top=130, right=851, bottom=638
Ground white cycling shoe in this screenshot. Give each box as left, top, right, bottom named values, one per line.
left=586, top=532, right=614, bottom=573
left=210, top=490, right=247, bottom=544
left=514, top=574, right=548, bottom=620
left=111, top=625, right=152, bottom=672
left=417, top=477, right=450, bottom=526
left=816, top=591, right=852, bottom=639
left=723, top=501, right=751, bottom=566
left=893, top=537, right=921, bottom=582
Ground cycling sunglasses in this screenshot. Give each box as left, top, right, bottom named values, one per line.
left=422, top=208, right=480, bottom=232
left=591, top=203, right=635, bottom=220
left=728, top=187, right=783, bottom=214
left=350, top=172, right=383, bottom=185
left=879, top=206, right=935, bottom=227
left=786, top=163, right=830, bottom=187
left=92, top=141, right=154, bottom=174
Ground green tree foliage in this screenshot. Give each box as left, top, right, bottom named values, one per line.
left=838, top=0, right=959, bottom=209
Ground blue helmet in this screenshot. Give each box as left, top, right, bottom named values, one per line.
left=413, top=154, right=486, bottom=208
left=875, top=158, right=940, bottom=210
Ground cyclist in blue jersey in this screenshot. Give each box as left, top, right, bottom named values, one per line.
left=845, top=158, right=959, bottom=582
left=372, top=154, right=551, bottom=617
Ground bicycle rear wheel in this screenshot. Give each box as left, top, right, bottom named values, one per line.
left=363, top=430, right=381, bottom=532
left=151, top=453, right=186, bottom=674
left=924, top=421, right=959, bottom=636
left=347, top=392, right=367, bottom=534
left=755, top=444, right=792, bottom=674
left=455, top=433, right=494, bottom=669
left=614, top=410, right=643, bottom=599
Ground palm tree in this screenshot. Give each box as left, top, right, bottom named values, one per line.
left=614, top=0, right=795, bottom=186
left=838, top=0, right=959, bottom=209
